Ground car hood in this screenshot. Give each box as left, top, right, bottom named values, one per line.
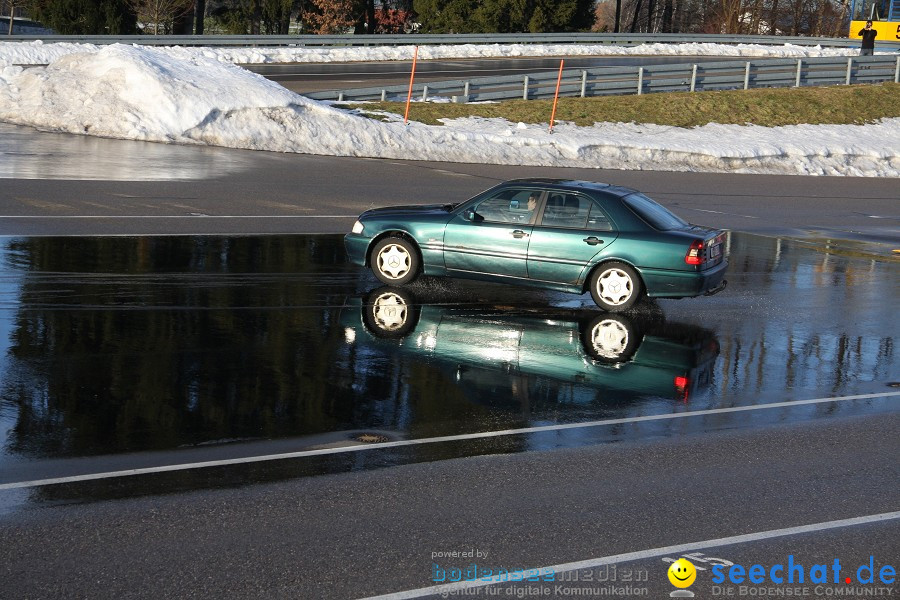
left=361, top=204, right=456, bottom=219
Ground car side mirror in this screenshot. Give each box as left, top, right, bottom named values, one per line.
left=463, top=209, right=482, bottom=222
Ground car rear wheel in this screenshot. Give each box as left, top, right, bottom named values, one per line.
left=371, top=237, right=419, bottom=286
left=589, top=262, right=643, bottom=312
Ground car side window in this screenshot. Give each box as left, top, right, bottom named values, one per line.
left=539, top=193, right=595, bottom=229
left=475, top=189, right=541, bottom=224
left=587, top=202, right=614, bottom=232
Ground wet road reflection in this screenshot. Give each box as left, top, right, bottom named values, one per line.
left=0, top=233, right=896, bottom=504
left=347, top=286, right=719, bottom=407
left=0, top=123, right=254, bottom=181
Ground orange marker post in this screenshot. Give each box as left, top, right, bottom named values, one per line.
left=404, top=46, right=419, bottom=126
left=549, top=59, right=565, bottom=134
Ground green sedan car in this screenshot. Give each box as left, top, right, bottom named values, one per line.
left=344, top=179, right=728, bottom=311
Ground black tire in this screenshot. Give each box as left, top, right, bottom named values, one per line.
left=370, top=236, right=420, bottom=286
left=581, top=313, right=642, bottom=364
left=362, top=287, right=420, bottom=338
left=588, top=261, right=644, bottom=312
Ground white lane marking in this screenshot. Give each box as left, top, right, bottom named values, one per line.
left=0, top=391, right=896, bottom=491
left=0, top=215, right=358, bottom=218
left=356, top=511, right=900, bottom=600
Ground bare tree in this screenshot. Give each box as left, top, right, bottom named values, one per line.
left=629, top=0, right=643, bottom=31
left=128, top=0, right=195, bottom=33
left=660, top=0, right=674, bottom=32
left=592, top=0, right=617, bottom=31
left=808, top=0, right=846, bottom=36
left=788, top=0, right=809, bottom=33
left=719, top=0, right=744, bottom=33
left=304, top=0, right=354, bottom=33
left=605, top=0, right=838, bottom=35
left=746, top=0, right=763, bottom=33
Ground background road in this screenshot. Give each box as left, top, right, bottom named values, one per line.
left=244, top=56, right=733, bottom=94
left=1, top=123, right=898, bottom=248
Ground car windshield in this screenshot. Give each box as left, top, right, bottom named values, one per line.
left=622, top=193, right=689, bottom=230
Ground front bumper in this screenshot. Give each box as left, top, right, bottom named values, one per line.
left=344, top=233, right=370, bottom=267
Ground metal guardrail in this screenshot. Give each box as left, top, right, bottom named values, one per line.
left=2, top=32, right=897, bottom=48
left=305, top=55, right=900, bottom=102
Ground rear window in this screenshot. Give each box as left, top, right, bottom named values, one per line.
left=622, top=193, right=688, bottom=231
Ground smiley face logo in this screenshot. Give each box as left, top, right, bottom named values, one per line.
left=668, top=558, right=697, bottom=588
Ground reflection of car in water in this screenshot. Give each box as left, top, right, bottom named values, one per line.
left=344, top=287, right=720, bottom=402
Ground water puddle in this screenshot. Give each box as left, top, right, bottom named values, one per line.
left=0, top=233, right=895, bottom=504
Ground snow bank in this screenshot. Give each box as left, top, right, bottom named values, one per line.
left=0, top=39, right=868, bottom=66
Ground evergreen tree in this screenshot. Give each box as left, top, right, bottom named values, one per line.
left=211, top=0, right=294, bottom=34
left=412, top=0, right=593, bottom=33
left=533, top=0, right=594, bottom=31
left=472, top=0, right=529, bottom=32
left=259, top=0, right=292, bottom=33
left=29, top=0, right=138, bottom=33
left=411, top=0, right=480, bottom=32
left=527, top=4, right=546, bottom=30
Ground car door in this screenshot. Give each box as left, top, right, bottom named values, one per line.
left=443, top=188, right=543, bottom=278
left=526, top=192, right=619, bottom=285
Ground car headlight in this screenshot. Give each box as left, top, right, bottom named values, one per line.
left=351, top=220, right=364, bottom=234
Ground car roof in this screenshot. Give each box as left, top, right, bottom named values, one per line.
left=499, top=178, right=638, bottom=198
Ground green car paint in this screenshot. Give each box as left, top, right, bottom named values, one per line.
left=345, top=179, right=728, bottom=311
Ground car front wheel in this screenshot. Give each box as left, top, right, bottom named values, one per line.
left=371, top=237, right=419, bottom=286
left=589, top=262, right=643, bottom=312
left=362, top=287, right=420, bottom=338
left=581, top=313, right=641, bottom=363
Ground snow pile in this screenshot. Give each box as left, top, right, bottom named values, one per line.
left=1, top=43, right=897, bottom=176
left=0, top=39, right=869, bottom=66
left=0, top=41, right=101, bottom=66
left=0, top=45, right=299, bottom=140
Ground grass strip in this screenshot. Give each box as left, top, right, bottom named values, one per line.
left=344, top=83, right=900, bottom=128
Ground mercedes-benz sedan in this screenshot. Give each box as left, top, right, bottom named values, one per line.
left=344, top=179, right=728, bottom=312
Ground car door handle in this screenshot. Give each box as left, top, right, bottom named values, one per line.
left=511, top=230, right=529, bottom=239
left=583, top=236, right=604, bottom=245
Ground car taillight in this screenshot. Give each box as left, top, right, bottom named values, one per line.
left=685, top=240, right=705, bottom=265
left=674, top=375, right=689, bottom=402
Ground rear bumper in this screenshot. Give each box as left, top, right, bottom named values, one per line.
left=642, top=260, right=728, bottom=299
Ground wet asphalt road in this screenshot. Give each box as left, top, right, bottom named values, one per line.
left=0, top=124, right=898, bottom=599
left=1, top=415, right=898, bottom=599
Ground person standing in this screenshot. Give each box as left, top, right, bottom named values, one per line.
left=859, top=20, right=877, bottom=56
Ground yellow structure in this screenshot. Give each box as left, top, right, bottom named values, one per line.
left=848, top=20, right=900, bottom=40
